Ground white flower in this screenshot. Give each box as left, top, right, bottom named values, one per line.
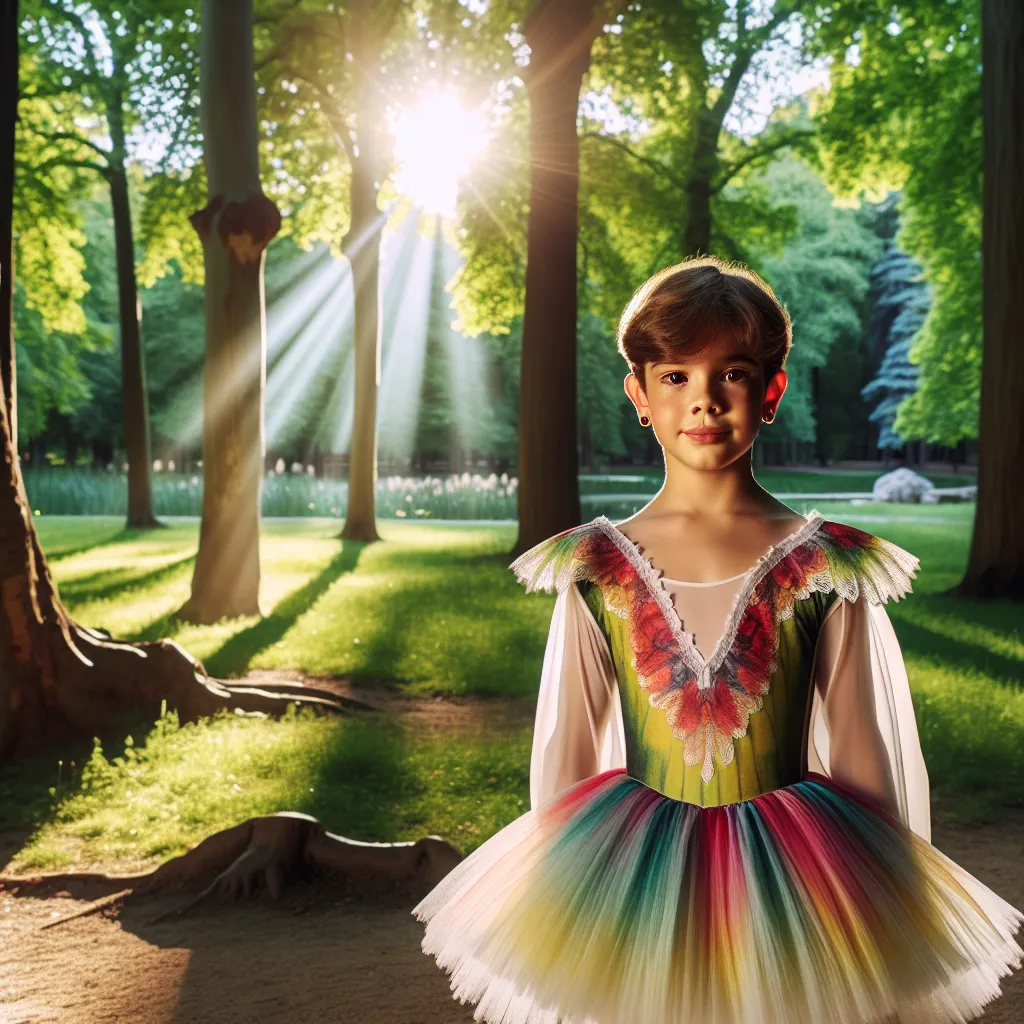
left=168, top=460, right=176, bottom=473
left=307, top=465, right=315, bottom=476
left=291, top=461, right=304, bottom=474
left=275, top=458, right=285, bottom=474
left=153, top=459, right=163, bottom=473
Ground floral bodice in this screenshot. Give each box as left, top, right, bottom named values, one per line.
left=511, top=510, right=920, bottom=805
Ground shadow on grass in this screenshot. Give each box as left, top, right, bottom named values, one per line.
left=45, top=528, right=132, bottom=563
left=893, top=606, right=1024, bottom=689
left=201, top=540, right=369, bottom=678
left=58, top=553, right=197, bottom=606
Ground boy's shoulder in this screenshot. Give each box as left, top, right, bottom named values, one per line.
left=507, top=518, right=619, bottom=595
left=508, top=510, right=920, bottom=606
left=809, top=514, right=921, bottom=605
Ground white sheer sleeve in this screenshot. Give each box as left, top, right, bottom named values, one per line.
left=806, top=596, right=932, bottom=842
left=529, top=582, right=626, bottom=811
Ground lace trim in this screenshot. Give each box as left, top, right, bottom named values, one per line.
left=595, top=511, right=826, bottom=689
left=509, top=512, right=920, bottom=786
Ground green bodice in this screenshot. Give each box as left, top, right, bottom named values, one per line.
left=581, top=578, right=838, bottom=804
left=511, top=509, right=920, bottom=807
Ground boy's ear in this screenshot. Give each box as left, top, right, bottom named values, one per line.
left=624, top=369, right=645, bottom=394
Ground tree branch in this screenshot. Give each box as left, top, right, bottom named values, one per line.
left=44, top=6, right=104, bottom=83
left=29, top=128, right=111, bottom=164
left=710, top=2, right=799, bottom=126
left=579, top=130, right=688, bottom=193
left=714, top=128, right=815, bottom=191
left=253, top=0, right=304, bottom=27
left=35, top=155, right=110, bottom=178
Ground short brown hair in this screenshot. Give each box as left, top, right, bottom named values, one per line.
left=616, top=255, right=792, bottom=389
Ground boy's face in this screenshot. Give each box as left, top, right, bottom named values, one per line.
left=623, top=334, right=787, bottom=472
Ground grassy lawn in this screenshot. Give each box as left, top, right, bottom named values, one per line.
left=1, top=500, right=1020, bottom=875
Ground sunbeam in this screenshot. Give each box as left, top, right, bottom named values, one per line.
left=389, top=88, right=491, bottom=217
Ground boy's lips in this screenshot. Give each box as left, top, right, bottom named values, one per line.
left=684, top=427, right=729, bottom=437
left=684, top=426, right=731, bottom=444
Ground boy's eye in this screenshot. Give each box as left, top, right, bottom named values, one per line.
left=661, top=369, right=747, bottom=386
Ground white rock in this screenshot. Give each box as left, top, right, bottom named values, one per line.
left=872, top=467, right=935, bottom=503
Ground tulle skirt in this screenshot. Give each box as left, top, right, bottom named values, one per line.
left=412, top=768, right=1023, bottom=1024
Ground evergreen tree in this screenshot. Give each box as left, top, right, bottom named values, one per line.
left=860, top=247, right=928, bottom=452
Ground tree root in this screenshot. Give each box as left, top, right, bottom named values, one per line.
left=0, top=811, right=463, bottom=930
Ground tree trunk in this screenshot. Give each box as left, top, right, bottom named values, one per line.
left=108, top=92, right=157, bottom=529
left=960, top=0, right=1024, bottom=599
left=0, top=0, right=15, bottom=444
left=0, top=1, right=350, bottom=761
left=340, top=0, right=385, bottom=544
left=512, top=0, right=606, bottom=557
left=179, top=0, right=281, bottom=624
left=683, top=109, right=718, bottom=257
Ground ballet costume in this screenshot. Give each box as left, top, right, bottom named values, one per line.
left=412, top=509, right=1023, bottom=1023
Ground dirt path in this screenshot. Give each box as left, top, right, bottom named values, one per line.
left=1, top=682, right=1022, bottom=1024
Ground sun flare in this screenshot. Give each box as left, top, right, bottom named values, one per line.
left=389, top=89, right=490, bottom=218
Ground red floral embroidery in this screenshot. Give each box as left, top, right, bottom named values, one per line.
left=512, top=515, right=917, bottom=784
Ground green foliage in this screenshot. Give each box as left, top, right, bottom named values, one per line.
left=748, top=155, right=882, bottom=445
left=805, top=0, right=982, bottom=446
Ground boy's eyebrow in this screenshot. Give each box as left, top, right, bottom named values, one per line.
left=652, top=353, right=759, bottom=368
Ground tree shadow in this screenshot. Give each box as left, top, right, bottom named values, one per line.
left=201, top=541, right=368, bottom=678
left=893, top=610, right=1024, bottom=689
left=44, top=528, right=133, bottom=563
left=58, top=554, right=196, bottom=606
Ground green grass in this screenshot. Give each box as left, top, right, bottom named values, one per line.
left=1, top=501, right=1020, bottom=875
left=0, top=704, right=531, bottom=873
left=33, top=517, right=545, bottom=695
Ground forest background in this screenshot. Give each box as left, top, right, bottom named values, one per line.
left=13, top=0, right=981, bottom=491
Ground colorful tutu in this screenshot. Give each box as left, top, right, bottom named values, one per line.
left=412, top=768, right=1024, bottom=1024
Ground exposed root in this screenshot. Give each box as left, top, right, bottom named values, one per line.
left=39, top=888, right=134, bottom=930
left=0, top=811, right=464, bottom=930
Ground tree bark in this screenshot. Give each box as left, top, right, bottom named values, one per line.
left=0, top=0, right=16, bottom=444
left=512, top=0, right=609, bottom=557
left=179, top=0, right=281, bottom=624
left=340, top=0, right=385, bottom=544
left=959, top=0, right=1024, bottom=599
left=107, top=91, right=157, bottom=529
left=683, top=109, right=718, bottom=257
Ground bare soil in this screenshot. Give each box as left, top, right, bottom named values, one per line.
left=1, top=679, right=1021, bottom=1024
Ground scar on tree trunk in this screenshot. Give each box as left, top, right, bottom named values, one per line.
left=0, top=811, right=464, bottom=928
left=177, top=192, right=281, bottom=625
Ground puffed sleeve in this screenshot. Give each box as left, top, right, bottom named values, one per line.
left=529, top=582, right=626, bottom=811
left=806, top=595, right=932, bottom=842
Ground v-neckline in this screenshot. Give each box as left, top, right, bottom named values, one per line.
left=594, top=510, right=825, bottom=686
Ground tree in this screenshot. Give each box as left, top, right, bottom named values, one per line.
left=16, top=1, right=197, bottom=526
left=2, top=0, right=20, bottom=439
left=178, top=0, right=281, bottom=624
left=966, top=0, right=1024, bottom=597
left=806, top=0, right=1022, bottom=595
left=253, top=0, right=416, bottom=544
left=1, top=1, right=350, bottom=763
left=860, top=247, right=927, bottom=453
left=748, top=154, right=880, bottom=463
left=511, top=0, right=625, bottom=554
